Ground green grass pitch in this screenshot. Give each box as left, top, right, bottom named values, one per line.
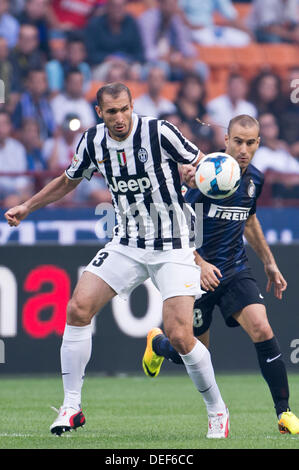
left=0, top=373, right=299, bottom=449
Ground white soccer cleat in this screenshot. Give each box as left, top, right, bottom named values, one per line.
left=50, top=405, right=86, bottom=436
left=207, top=407, right=229, bottom=438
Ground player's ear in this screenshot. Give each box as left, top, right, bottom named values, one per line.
left=256, top=136, right=261, bottom=148
left=224, top=133, right=229, bottom=147
left=95, top=105, right=102, bottom=119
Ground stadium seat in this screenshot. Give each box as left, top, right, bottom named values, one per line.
left=85, top=81, right=179, bottom=103
left=261, top=44, right=299, bottom=70
left=205, top=80, right=227, bottom=100
left=232, top=44, right=268, bottom=78
left=196, top=46, right=235, bottom=68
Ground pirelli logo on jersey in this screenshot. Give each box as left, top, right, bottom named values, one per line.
left=108, top=173, right=152, bottom=195
left=208, top=204, right=250, bottom=221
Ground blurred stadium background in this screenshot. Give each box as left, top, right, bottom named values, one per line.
left=0, top=0, right=299, bottom=379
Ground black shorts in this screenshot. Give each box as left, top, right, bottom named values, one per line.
left=193, top=268, right=265, bottom=336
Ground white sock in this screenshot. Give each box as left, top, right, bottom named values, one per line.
left=60, top=324, right=92, bottom=410
left=180, top=340, right=226, bottom=414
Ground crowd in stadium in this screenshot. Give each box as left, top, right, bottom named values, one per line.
left=0, top=0, right=299, bottom=208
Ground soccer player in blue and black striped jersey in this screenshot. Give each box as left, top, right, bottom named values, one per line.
left=143, top=114, right=299, bottom=434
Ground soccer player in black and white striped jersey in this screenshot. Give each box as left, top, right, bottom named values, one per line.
left=5, top=82, right=229, bottom=438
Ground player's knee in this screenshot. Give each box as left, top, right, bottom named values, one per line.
left=166, top=327, right=193, bottom=355
left=66, top=298, right=92, bottom=326
left=250, top=318, right=273, bottom=342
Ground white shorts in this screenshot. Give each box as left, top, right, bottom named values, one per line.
left=84, top=241, right=202, bottom=301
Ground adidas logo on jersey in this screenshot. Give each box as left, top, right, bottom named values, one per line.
left=109, top=174, right=152, bottom=194
left=208, top=204, right=250, bottom=221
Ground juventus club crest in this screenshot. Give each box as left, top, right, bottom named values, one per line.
left=117, top=149, right=127, bottom=166
left=138, top=147, right=148, bottom=163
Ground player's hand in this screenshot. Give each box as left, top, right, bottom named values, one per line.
left=199, top=260, right=222, bottom=292
left=181, top=164, right=197, bottom=188
left=264, top=263, right=287, bottom=300
left=4, top=204, right=30, bottom=227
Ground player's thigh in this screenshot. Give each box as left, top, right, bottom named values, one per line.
left=217, top=271, right=265, bottom=329
left=233, top=304, right=273, bottom=342
left=68, top=271, right=117, bottom=325
left=149, top=247, right=202, bottom=302
left=84, top=244, right=149, bottom=301
left=68, top=244, right=148, bottom=325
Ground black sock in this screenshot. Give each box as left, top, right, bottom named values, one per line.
left=254, top=336, right=290, bottom=417
left=152, top=334, right=184, bottom=365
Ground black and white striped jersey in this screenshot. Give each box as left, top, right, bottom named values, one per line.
left=65, top=113, right=199, bottom=250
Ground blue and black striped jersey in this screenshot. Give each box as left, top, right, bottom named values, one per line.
left=184, top=164, right=264, bottom=280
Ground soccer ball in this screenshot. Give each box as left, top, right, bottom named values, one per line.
left=194, top=152, right=241, bottom=199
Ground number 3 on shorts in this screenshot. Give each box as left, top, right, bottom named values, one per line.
left=92, top=251, right=109, bottom=267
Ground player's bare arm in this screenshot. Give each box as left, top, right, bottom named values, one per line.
left=4, top=173, right=81, bottom=227
left=244, top=214, right=287, bottom=300
left=181, top=151, right=205, bottom=188
left=194, top=250, right=222, bottom=292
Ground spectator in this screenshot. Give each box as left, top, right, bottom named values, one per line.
left=85, top=0, right=144, bottom=81
left=247, top=0, right=299, bottom=44
left=46, top=35, right=92, bottom=94
left=103, top=57, right=130, bottom=82
left=50, top=68, right=96, bottom=130
left=0, top=0, right=20, bottom=48
left=0, top=35, right=20, bottom=107
left=12, top=67, right=56, bottom=140
left=0, top=110, right=32, bottom=207
left=134, top=66, right=177, bottom=118
left=19, top=118, right=47, bottom=170
left=43, top=112, right=112, bottom=205
left=249, top=71, right=285, bottom=120
left=251, top=113, right=299, bottom=174
left=9, top=0, right=26, bottom=16
left=48, top=0, right=104, bottom=32
left=43, top=113, right=81, bottom=171
left=174, top=73, right=208, bottom=132
left=138, top=0, right=208, bottom=81
left=206, top=73, right=257, bottom=146
left=178, top=0, right=252, bottom=46
left=158, top=111, right=196, bottom=145
left=45, top=35, right=67, bottom=95
left=17, top=0, right=50, bottom=54
left=10, top=23, right=45, bottom=91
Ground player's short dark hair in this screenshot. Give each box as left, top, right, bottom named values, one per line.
left=227, top=114, right=260, bottom=136
left=96, top=82, right=132, bottom=108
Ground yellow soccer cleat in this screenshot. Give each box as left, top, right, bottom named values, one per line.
left=142, top=328, right=165, bottom=378
left=278, top=411, right=299, bottom=434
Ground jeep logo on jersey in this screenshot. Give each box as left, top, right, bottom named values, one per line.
left=208, top=204, right=250, bottom=221
left=109, top=174, right=152, bottom=194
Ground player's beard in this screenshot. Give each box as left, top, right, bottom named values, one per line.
left=109, top=116, right=133, bottom=141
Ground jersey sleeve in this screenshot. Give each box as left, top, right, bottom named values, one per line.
left=65, top=131, right=98, bottom=181
left=160, top=120, right=199, bottom=165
